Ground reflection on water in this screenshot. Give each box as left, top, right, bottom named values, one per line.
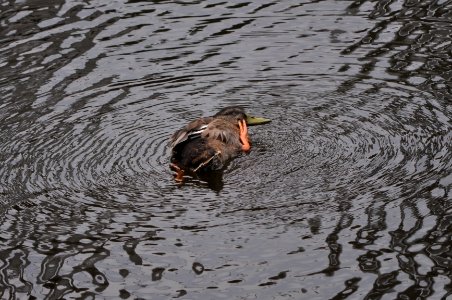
left=0, top=0, right=451, bottom=299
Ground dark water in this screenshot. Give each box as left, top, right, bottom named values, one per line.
left=0, top=0, right=451, bottom=299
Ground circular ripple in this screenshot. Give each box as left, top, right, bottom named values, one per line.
left=1, top=0, right=451, bottom=299
left=219, top=91, right=451, bottom=218
left=0, top=94, right=175, bottom=204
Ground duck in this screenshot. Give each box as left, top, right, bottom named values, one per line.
left=169, top=106, right=271, bottom=181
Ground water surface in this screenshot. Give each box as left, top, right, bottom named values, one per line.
left=0, top=0, right=451, bottom=299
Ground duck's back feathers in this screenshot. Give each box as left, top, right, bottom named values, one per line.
left=170, top=117, right=243, bottom=172
left=201, top=118, right=241, bottom=146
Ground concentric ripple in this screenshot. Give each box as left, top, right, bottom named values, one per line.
left=0, top=0, right=451, bottom=299
left=219, top=91, right=451, bottom=217
left=0, top=95, right=172, bottom=203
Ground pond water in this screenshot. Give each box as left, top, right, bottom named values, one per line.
left=0, top=0, right=451, bottom=299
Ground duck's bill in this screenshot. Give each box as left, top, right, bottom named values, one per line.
left=245, top=114, right=271, bottom=126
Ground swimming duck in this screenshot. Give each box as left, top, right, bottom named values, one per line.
left=169, top=106, right=270, bottom=181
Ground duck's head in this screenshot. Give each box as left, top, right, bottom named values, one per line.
left=214, top=106, right=271, bottom=126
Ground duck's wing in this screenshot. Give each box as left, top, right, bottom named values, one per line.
left=170, top=117, right=213, bottom=149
